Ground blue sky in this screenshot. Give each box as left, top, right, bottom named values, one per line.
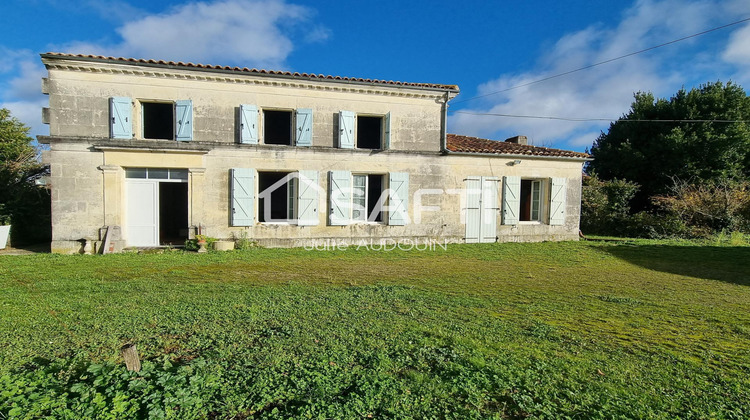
left=1, top=0, right=749, bottom=151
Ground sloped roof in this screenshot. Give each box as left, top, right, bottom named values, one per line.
left=446, top=134, right=590, bottom=159
left=41, top=52, right=459, bottom=92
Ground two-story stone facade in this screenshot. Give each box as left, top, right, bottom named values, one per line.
left=39, top=53, right=590, bottom=253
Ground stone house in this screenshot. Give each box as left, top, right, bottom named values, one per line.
left=39, top=53, right=590, bottom=253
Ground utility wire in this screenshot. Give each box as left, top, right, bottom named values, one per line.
left=453, top=110, right=750, bottom=123
left=451, top=16, right=750, bottom=105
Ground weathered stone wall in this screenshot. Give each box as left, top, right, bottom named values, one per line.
left=43, top=59, right=445, bottom=152
left=42, top=56, right=584, bottom=253
left=46, top=140, right=583, bottom=253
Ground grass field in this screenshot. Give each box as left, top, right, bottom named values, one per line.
left=1, top=240, right=749, bottom=419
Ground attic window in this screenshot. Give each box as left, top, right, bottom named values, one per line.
left=357, top=116, right=382, bottom=149
left=142, top=102, right=173, bottom=140
left=264, top=110, right=292, bottom=145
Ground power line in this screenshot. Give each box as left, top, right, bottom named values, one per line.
left=453, top=110, right=750, bottom=123
left=452, top=16, right=750, bottom=105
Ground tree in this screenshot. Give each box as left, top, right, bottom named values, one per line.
left=589, top=81, right=750, bottom=211
left=0, top=108, right=50, bottom=244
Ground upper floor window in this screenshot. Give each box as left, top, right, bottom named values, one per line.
left=338, top=111, right=391, bottom=150
left=142, top=102, right=173, bottom=140
left=108, top=97, right=193, bottom=141
left=263, top=110, right=293, bottom=145
left=239, top=105, right=312, bottom=147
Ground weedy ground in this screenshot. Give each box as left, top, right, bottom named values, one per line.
left=1, top=239, right=749, bottom=419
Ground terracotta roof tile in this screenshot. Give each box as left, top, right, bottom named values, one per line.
left=446, top=134, right=590, bottom=159
left=42, top=52, right=459, bottom=91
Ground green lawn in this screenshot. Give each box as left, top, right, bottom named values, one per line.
left=1, top=240, right=749, bottom=419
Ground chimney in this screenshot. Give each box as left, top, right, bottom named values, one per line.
left=505, top=135, right=528, bottom=145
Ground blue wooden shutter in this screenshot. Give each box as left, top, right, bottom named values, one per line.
left=231, top=168, right=255, bottom=226
left=109, top=97, right=132, bottom=139
left=175, top=100, right=193, bottom=141
left=328, top=170, right=351, bottom=225
left=295, top=108, right=313, bottom=147
left=339, top=111, right=355, bottom=149
left=388, top=172, right=409, bottom=226
left=464, top=177, right=481, bottom=243
left=481, top=178, right=499, bottom=243
left=549, top=177, right=567, bottom=226
left=384, top=112, right=391, bottom=149
left=240, top=104, right=259, bottom=144
left=502, top=176, right=520, bottom=225
left=297, top=170, right=319, bottom=226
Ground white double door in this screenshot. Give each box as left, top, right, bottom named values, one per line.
left=465, top=177, right=499, bottom=243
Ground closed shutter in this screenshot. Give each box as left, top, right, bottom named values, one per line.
left=384, top=112, right=391, bottom=149
left=175, top=100, right=193, bottom=141
left=240, top=104, right=259, bottom=144
left=502, top=176, right=520, bottom=225
left=109, top=97, right=132, bottom=139
left=549, top=177, right=567, bottom=226
left=295, top=108, right=313, bottom=147
left=465, top=177, right=481, bottom=243
left=329, top=170, right=351, bottom=225
left=388, top=172, right=409, bottom=226
left=481, top=178, right=499, bottom=242
left=297, top=170, right=319, bottom=226
left=339, top=111, right=355, bottom=149
left=231, top=168, right=255, bottom=226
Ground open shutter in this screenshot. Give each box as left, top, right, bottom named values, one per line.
left=240, top=104, right=259, bottom=144
left=231, top=168, right=255, bottom=226
left=297, top=170, right=319, bottom=226
left=388, top=172, right=409, bottom=226
left=339, top=110, right=355, bottom=149
left=384, top=112, right=391, bottom=149
left=481, top=178, right=499, bottom=243
left=175, top=100, right=193, bottom=141
left=295, top=108, right=313, bottom=147
left=465, top=177, right=481, bottom=243
left=109, top=97, right=132, bottom=139
left=329, top=170, right=351, bottom=225
left=549, top=177, right=567, bottom=226
left=502, top=176, right=520, bottom=225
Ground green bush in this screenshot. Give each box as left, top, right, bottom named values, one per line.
left=581, top=175, right=640, bottom=235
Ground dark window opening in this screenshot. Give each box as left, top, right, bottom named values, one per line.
left=264, top=110, right=292, bottom=145
left=142, top=102, right=174, bottom=140
left=159, top=182, right=188, bottom=245
left=357, top=116, right=382, bottom=149
left=520, top=179, right=542, bottom=222
left=367, top=175, right=383, bottom=222
left=258, top=172, right=294, bottom=222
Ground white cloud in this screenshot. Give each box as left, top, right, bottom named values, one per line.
left=449, top=0, right=747, bottom=151
left=722, top=23, right=750, bottom=65
left=54, top=0, right=326, bottom=68
left=3, top=0, right=328, bottom=138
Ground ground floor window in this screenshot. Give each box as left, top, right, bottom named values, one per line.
left=352, top=174, right=384, bottom=222
left=258, top=171, right=297, bottom=222
left=520, top=179, right=543, bottom=222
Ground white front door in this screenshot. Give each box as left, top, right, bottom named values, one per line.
left=126, top=180, right=159, bottom=246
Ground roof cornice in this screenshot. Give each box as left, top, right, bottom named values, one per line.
left=41, top=53, right=460, bottom=100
